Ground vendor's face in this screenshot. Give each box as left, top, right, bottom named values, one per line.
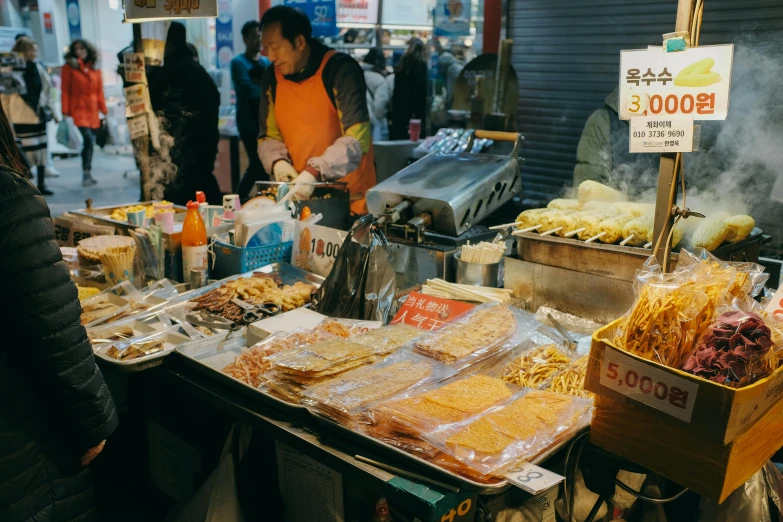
left=244, top=27, right=262, bottom=55
left=262, top=23, right=307, bottom=76
left=74, top=43, right=87, bottom=60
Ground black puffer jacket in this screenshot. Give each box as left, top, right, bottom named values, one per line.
left=0, top=167, right=118, bottom=522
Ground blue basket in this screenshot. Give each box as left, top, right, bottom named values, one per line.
left=211, top=239, right=293, bottom=279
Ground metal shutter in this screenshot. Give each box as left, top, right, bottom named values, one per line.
left=508, top=0, right=783, bottom=206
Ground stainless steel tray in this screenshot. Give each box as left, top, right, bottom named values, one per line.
left=173, top=332, right=311, bottom=419
left=94, top=327, right=193, bottom=373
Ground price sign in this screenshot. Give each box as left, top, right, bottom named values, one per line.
left=124, top=84, right=150, bottom=118
left=124, top=52, right=146, bottom=84
left=629, top=116, right=693, bottom=153
left=128, top=114, right=149, bottom=139
left=599, top=348, right=699, bottom=422
left=390, top=292, right=474, bottom=331
left=291, top=221, right=347, bottom=277
left=504, top=462, right=564, bottom=495
left=619, top=44, right=733, bottom=121
left=125, top=0, right=217, bottom=22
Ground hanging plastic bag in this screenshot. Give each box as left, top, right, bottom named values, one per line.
left=56, top=116, right=83, bottom=150
left=311, top=215, right=396, bottom=322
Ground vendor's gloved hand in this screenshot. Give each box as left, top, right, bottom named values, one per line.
left=273, top=160, right=298, bottom=182
left=292, top=170, right=317, bottom=199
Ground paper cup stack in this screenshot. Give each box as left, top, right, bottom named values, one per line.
left=99, top=245, right=137, bottom=285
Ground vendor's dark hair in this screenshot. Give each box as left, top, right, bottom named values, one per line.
left=241, top=20, right=260, bottom=39
left=0, top=101, right=29, bottom=175
left=260, top=6, right=312, bottom=46
left=66, top=38, right=98, bottom=65
left=395, top=38, right=426, bottom=75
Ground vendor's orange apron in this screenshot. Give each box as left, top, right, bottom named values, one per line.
left=275, top=51, right=376, bottom=215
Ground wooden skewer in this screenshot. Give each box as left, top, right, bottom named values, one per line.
left=585, top=232, right=606, bottom=243
left=489, top=221, right=524, bottom=230
left=511, top=225, right=542, bottom=235
left=564, top=228, right=584, bottom=238
left=541, top=227, right=562, bottom=236
left=620, top=234, right=635, bottom=246
left=643, top=241, right=653, bottom=249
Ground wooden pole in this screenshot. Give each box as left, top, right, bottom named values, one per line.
left=652, top=0, right=694, bottom=269
left=132, top=23, right=151, bottom=201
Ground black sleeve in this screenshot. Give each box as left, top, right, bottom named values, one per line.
left=0, top=172, right=118, bottom=450
left=323, top=52, right=371, bottom=130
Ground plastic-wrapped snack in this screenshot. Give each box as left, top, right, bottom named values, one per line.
left=546, top=355, right=593, bottom=398
left=413, top=305, right=520, bottom=366
left=425, top=390, right=593, bottom=477
left=221, top=320, right=353, bottom=387
left=500, top=344, right=573, bottom=389
left=302, top=352, right=453, bottom=425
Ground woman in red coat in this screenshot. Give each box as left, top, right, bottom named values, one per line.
left=61, top=39, right=107, bottom=187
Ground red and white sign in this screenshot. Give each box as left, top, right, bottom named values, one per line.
left=337, top=0, right=378, bottom=24
left=619, top=45, right=734, bottom=121
left=124, top=84, right=150, bottom=118
left=390, top=292, right=474, bottom=331
left=124, top=52, right=146, bottom=84
left=43, top=13, right=53, bottom=33
left=599, top=348, right=699, bottom=422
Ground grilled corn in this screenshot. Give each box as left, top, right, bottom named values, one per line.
left=692, top=211, right=731, bottom=251
left=547, top=198, right=582, bottom=211
left=540, top=209, right=578, bottom=236
left=596, top=214, right=636, bottom=243
left=572, top=211, right=616, bottom=240
left=622, top=213, right=654, bottom=247
left=515, top=209, right=550, bottom=229
left=614, top=202, right=654, bottom=218
left=577, top=180, right=626, bottom=203
left=647, top=220, right=685, bottom=248
left=723, top=215, right=755, bottom=243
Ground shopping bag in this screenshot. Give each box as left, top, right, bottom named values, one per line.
left=56, top=117, right=83, bottom=150
left=311, top=214, right=396, bottom=322
left=96, top=119, right=110, bottom=148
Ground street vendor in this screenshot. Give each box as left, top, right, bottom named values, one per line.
left=257, top=6, right=376, bottom=215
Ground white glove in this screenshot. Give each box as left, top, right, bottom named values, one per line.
left=273, top=160, right=298, bottom=182
left=292, top=171, right=317, bottom=200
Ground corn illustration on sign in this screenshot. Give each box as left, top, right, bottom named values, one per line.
left=618, top=44, right=733, bottom=121
left=125, top=0, right=216, bottom=22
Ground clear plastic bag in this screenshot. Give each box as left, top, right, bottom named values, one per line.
left=546, top=355, right=593, bottom=398
left=412, top=304, right=540, bottom=374
left=301, top=350, right=456, bottom=425
left=424, top=389, right=593, bottom=477
left=495, top=340, right=574, bottom=390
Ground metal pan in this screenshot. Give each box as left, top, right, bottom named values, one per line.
left=95, top=327, right=193, bottom=373
left=173, top=333, right=312, bottom=421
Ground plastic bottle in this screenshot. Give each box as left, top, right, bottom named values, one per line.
left=182, top=200, right=208, bottom=280
left=196, top=190, right=208, bottom=221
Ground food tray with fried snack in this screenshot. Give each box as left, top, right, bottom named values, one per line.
left=423, top=390, right=593, bottom=477
left=87, top=312, right=176, bottom=349
left=94, top=324, right=200, bottom=372
left=411, top=304, right=540, bottom=375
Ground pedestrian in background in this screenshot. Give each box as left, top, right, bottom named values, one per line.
left=360, top=48, right=389, bottom=141
left=1, top=36, right=55, bottom=195
left=232, top=20, right=271, bottom=201
left=61, top=39, right=107, bottom=187
left=389, top=38, right=428, bottom=140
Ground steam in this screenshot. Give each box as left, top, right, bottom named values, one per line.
left=144, top=113, right=177, bottom=201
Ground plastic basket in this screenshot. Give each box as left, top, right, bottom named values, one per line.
left=211, top=239, right=293, bottom=279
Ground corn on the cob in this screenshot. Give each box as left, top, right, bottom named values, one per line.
left=577, top=180, right=626, bottom=203
left=597, top=214, right=636, bottom=243
left=723, top=215, right=755, bottom=243
left=515, top=209, right=550, bottom=229
left=540, top=209, right=578, bottom=236
left=692, top=211, right=731, bottom=251
left=614, top=202, right=654, bottom=218
left=622, top=213, right=654, bottom=247
left=581, top=200, right=609, bottom=212
left=547, top=198, right=582, bottom=211
left=574, top=211, right=617, bottom=240
left=646, top=220, right=685, bottom=248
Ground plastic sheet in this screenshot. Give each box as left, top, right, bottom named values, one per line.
left=498, top=342, right=574, bottom=389
left=425, top=390, right=593, bottom=477
left=311, top=215, right=396, bottom=322
left=412, top=304, right=540, bottom=374
left=534, top=306, right=604, bottom=337
left=302, top=351, right=455, bottom=425
left=546, top=355, right=593, bottom=398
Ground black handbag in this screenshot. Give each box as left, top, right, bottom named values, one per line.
left=96, top=119, right=109, bottom=148
left=37, top=105, right=53, bottom=123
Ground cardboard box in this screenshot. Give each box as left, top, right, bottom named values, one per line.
left=585, top=321, right=783, bottom=445
left=585, top=320, right=783, bottom=502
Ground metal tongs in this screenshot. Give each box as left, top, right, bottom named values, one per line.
left=547, top=313, right=578, bottom=352
left=230, top=298, right=282, bottom=324
left=186, top=310, right=241, bottom=332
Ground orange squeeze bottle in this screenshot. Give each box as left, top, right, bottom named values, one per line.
left=181, top=200, right=208, bottom=280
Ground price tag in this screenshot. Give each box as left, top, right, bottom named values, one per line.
left=765, top=285, right=783, bottom=320
left=291, top=222, right=348, bottom=277
left=599, top=347, right=699, bottom=422
left=504, top=462, right=564, bottom=495
left=124, top=84, right=149, bottom=118
left=128, top=114, right=149, bottom=139
left=629, top=116, right=693, bottom=153
left=123, top=52, right=146, bottom=84
left=390, top=292, right=474, bottom=331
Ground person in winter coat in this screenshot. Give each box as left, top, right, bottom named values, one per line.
left=62, top=39, right=107, bottom=187
left=360, top=48, right=388, bottom=142
left=148, top=22, right=222, bottom=205
left=389, top=38, right=428, bottom=141
left=436, top=50, right=463, bottom=110
left=1, top=36, right=55, bottom=195
left=0, top=101, right=118, bottom=522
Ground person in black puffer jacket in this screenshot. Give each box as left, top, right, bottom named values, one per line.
left=0, top=101, right=118, bottom=522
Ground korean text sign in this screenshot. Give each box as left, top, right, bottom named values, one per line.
left=285, top=0, right=337, bottom=38
left=619, top=45, right=734, bottom=121
left=390, top=292, right=474, bottom=331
